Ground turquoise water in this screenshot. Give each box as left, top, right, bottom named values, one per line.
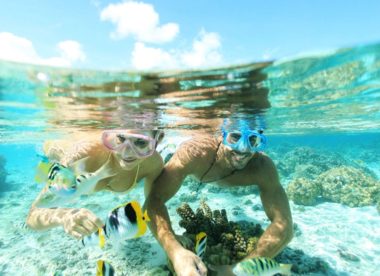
left=0, top=42, right=379, bottom=275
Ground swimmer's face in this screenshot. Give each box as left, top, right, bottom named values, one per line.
left=222, top=143, right=254, bottom=170
left=110, top=130, right=158, bottom=171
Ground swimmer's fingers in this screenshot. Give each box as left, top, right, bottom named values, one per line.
left=63, top=226, right=83, bottom=240
left=81, top=210, right=104, bottom=228
left=77, top=209, right=104, bottom=228
left=71, top=231, right=83, bottom=240
left=72, top=225, right=92, bottom=237
left=82, top=219, right=100, bottom=234
left=195, top=259, right=207, bottom=276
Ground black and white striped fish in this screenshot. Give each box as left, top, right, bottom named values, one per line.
left=82, top=201, right=150, bottom=248
left=96, top=260, right=115, bottom=276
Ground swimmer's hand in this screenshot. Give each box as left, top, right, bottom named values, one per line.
left=172, top=248, right=207, bottom=276
left=62, top=208, right=103, bottom=240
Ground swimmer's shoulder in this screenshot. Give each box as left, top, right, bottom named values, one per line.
left=169, top=135, right=219, bottom=170
left=177, top=135, right=219, bottom=158
left=246, top=152, right=278, bottom=180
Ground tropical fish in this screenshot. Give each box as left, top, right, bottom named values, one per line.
left=35, top=157, right=78, bottom=197
left=82, top=201, right=150, bottom=248
left=96, top=260, right=115, bottom=276
left=195, top=232, right=207, bottom=259
left=35, top=155, right=116, bottom=208
left=232, top=257, right=292, bottom=276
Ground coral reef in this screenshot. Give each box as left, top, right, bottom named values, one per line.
left=317, top=166, right=380, bottom=207
left=286, top=177, right=322, bottom=206
left=276, top=147, right=346, bottom=179
left=287, top=166, right=380, bottom=208
left=275, top=247, right=335, bottom=275
left=176, top=200, right=263, bottom=266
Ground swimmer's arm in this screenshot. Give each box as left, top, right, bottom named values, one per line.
left=26, top=186, right=73, bottom=230
left=144, top=153, right=190, bottom=260
left=26, top=186, right=103, bottom=237
left=247, top=157, right=293, bottom=259
left=43, top=138, right=101, bottom=166
left=143, top=153, right=164, bottom=198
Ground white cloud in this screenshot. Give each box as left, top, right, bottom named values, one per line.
left=0, top=32, right=40, bottom=64
left=57, top=40, right=86, bottom=62
left=100, top=1, right=179, bottom=43
left=262, top=48, right=280, bottom=61
left=131, top=42, right=177, bottom=70
left=130, top=30, right=223, bottom=70
left=180, top=30, right=222, bottom=67
left=0, top=32, right=86, bottom=67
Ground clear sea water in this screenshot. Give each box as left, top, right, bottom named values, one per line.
left=0, top=42, right=379, bottom=276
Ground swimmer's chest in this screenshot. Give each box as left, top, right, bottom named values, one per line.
left=201, top=167, right=260, bottom=187
left=94, top=169, right=140, bottom=193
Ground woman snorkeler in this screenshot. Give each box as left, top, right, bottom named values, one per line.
left=26, top=129, right=164, bottom=240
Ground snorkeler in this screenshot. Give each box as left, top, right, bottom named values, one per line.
left=26, top=130, right=164, bottom=240
left=145, top=119, right=293, bottom=276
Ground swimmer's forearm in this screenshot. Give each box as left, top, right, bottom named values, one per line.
left=146, top=199, right=183, bottom=259
left=246, top=221, right=293, bottom=259
left=26, top=207, right=72, bottom=230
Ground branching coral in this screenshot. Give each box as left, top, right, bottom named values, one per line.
left=176, top=200, right=263, bottom=266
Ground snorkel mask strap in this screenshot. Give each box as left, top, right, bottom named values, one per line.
left=255, top=130, right=267, bottom=152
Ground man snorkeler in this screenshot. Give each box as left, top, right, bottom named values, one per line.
left=145, top=119, right=293, bottom=276
left=27, top=130, right=164, bottom=240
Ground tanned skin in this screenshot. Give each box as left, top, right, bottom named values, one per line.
left=27, top=131, right=163, bottom=240
left=145, top=135, right=293, bottom=276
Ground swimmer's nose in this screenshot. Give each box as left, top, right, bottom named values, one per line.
left=236, top=142, right=250, bottom=153
left=120, top=145, right=134, bottom=157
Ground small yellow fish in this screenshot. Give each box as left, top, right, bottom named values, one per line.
left=195, top=232, right=207, bottom=259
left=82, top=201, right=150, bottom=248
left=232, top=257, right=292, bottom=276
left=96, top=260, right=115, bottom=276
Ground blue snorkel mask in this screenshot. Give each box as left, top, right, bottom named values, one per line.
left=221, top=119, right=267, bottom=153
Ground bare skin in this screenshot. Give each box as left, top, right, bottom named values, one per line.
left=27, top=131, right=164, bottom=240
left=145, top=135, right=293, bottom=276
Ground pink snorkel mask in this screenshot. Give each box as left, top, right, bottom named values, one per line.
left=102, top=130, right=158, bottom=158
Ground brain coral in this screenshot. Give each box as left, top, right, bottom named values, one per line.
left=286, top=177, right=322, bottom=206
left=316, top=166, right=380, bottom=207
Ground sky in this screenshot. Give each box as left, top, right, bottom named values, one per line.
left=1, top=0, right=380, bottom=70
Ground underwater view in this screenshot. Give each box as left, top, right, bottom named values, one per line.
left=0, top=41, right=379, bottom=276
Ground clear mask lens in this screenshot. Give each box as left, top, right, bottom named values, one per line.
left=224, top=130, right=266, bottom=152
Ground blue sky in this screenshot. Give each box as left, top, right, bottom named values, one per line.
left=1, top=0, right=380, bottom=70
